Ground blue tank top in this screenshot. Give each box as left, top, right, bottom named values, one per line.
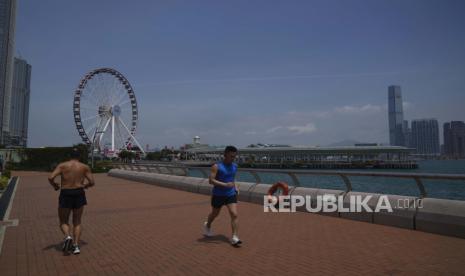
left=212, top=162, right=238, bottom=196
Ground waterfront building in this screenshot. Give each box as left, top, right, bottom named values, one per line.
left=184, top=145, right=417, bottom=169
left=403, top=120, right=412, bottom=148
left=388, top=85, right=405, bottom=146
left=443, top=121, right=465, bottom=158
left=0, top=0, right=17, bottom=144
left=411, top=119, right=440, bottom=155
left=8, top=57, right=31, bottom=147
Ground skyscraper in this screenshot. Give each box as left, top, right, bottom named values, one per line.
left=9, top=57, right=31, bottom=147
left=388, top=85, right=405, bottom=146
left=403, top=120, right=411, bottom=148
left=0, top=0, right=17, bottom=145
left=443, top=121, right=465, bottom=158
left=411, top=119, right=440, bottom=155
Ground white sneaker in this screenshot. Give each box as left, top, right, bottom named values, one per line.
left=203, top=222, right=213, bottom=237
left=72, top=245, right=80, bottom=255
left=231, top=235, right=242, bottom=246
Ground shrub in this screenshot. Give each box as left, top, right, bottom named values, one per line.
left=91, top=160, right=112, bottom=173
left=0, top=176, right=9, bottom=190
left=2, top=169, right=11, bottom=178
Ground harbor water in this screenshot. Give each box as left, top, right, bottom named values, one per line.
left=189, top=160, right=465, bottom=201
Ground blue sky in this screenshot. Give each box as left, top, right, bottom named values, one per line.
left=15, top=0, right=465, bottom=148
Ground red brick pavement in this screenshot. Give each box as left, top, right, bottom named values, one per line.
left=1, top=171, right=465, bottom=275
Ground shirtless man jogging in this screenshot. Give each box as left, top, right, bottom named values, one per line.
left=48, top=148, right=95, bottom=254
left=203, top=146, right=242, bottom=246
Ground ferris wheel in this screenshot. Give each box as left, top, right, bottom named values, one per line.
left=73, top=68, right=145, bottom=156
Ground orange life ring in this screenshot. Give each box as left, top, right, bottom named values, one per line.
left=267, top=181, right=289, bottom=196
left=267, top=182, right=289, bottom=204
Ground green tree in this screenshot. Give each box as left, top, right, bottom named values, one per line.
left=145, top=151, right=161, bottom=160
left=10, top=144, right=89, bottom=171
left=118, top=150, right=136, bottom=162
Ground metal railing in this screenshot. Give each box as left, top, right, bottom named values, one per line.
left=111, top=163, right=465, bottom=199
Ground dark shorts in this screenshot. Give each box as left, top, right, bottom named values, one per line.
left=211, top=194, right=237, bottom=208
left=59, top=188, right=87, bottom=209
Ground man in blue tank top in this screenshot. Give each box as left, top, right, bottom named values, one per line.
left=203, top=146, right=242, bottom=246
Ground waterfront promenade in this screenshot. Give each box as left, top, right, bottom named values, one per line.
left=1, top=171, right=465, bottom=275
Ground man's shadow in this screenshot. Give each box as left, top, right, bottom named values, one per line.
left=43, top=240, right=89, bottom=256
left=197, top=235, right=241, bottom=248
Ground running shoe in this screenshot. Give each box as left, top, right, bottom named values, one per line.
left=203, top=222, right=214, bottom=237
left=231, top=235, right=242, bottom=246
left=62, top=236, right=73, bottom=252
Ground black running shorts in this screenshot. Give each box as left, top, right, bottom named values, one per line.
left=59, top=188, right=87, bottom=209
left=211, top=194, right=237, bottom=208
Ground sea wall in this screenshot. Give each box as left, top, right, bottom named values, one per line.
left=108, top=169, right=465, bottom=239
